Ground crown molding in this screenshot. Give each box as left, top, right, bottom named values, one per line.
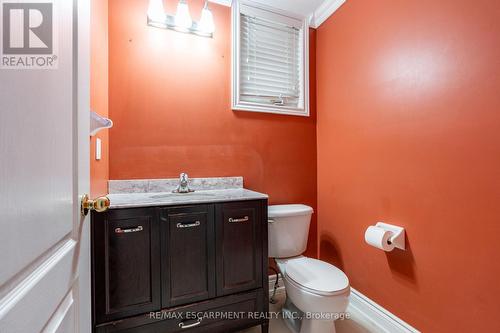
left=209, top=0, right=232, bottom=7
left=311, top=0, right=346, bottom=28
left=212, top=0, right=346, bottom=26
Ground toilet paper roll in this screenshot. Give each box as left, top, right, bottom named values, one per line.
left=365, top=226, right=395, bottom=251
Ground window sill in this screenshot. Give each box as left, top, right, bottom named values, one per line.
left=232, top=103, right=310, bottom=117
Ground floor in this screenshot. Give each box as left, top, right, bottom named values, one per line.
left=240, top=289, right=381, bottom=333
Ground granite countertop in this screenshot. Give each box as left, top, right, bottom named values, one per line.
left=107, top=177, right=268, bottom=209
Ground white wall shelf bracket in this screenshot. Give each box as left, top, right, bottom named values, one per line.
left=90, top=111, right=113, bottom=136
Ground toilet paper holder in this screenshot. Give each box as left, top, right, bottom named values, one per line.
left=375, top=222, right=406, bottom=250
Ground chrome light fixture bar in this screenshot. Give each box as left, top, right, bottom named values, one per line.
left=147, top=0, right=215, bottom=38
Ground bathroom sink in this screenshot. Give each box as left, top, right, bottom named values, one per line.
left=107, top=187, right=268, bottom=209
left=150, top=192, right=217, bottom=199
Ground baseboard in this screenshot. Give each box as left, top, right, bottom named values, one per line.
left=268, top=275, right=419, bottom=333
left=349, top=288, right=419, bottom=333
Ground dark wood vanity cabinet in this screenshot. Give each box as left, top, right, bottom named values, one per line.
left=92, top=200, right=269, bottom=333
left=160, top=205, right=216, bottom=308
left=92, top=208, right=161, bottom=324
left=216, top=201, right=263, bottom=296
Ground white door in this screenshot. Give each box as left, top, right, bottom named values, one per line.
left=0, top=0, right=90, bottom=332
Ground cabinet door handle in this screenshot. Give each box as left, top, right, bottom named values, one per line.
left=115, top=226, right=143, bottom=234
left=176, top=221, right=201, bottom=228
left=179, top=318, right=202, bottom=329
left=228, top=216, right=249, bottom=223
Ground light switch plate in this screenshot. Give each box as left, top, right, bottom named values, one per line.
left=95, top=138, right=102, bottom=160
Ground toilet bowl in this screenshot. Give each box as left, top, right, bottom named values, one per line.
left=268, top=205, right=350, bottom=333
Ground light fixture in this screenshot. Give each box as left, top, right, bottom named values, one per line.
left=147, top=0, right=165, bottom=23
left=174, top=0, right=193, bottom=30
left=147, top=0, right=215, bottom=38
left=199, top=1, right=215, bottom=34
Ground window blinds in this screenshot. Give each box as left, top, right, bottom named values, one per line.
left=239, top=11, right=303, bottom=108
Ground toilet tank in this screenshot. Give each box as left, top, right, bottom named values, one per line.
left=268, top=204, right=314, bottom=258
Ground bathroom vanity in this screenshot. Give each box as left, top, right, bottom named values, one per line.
left=91, top=178, right=269, bottom=332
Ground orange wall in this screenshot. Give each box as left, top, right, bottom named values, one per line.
left=108, top=0, right=318, bottom=256
left=90, top=0, right=109, bottom=197
left=317, top=1, right=500, bottom=332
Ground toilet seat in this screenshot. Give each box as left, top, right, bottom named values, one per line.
left=285, top=257, right=349, bottom=296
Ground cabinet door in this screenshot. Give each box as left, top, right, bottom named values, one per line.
left=215, top=201, right=263, bottom=296
left=160, top=205, right=216, bottom=307
left=92, top=208, right=161, bottom=324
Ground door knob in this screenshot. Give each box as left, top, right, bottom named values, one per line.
left=81, top=194, right=110, bottom=216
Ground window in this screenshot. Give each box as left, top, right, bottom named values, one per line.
left=232, top=1, right=309, bottom=116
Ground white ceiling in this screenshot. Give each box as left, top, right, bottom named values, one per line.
left=248, top=0, right=327, bottom=17
left=208, top=0, right=346, bottom=28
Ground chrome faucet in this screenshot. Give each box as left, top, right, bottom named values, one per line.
left=173, top=173, right=194, bottom=193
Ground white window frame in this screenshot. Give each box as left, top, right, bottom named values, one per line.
left=231, top=0, right=310, bottom=117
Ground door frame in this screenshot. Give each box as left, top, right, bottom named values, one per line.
left=76, top=0, right=91, bottom=331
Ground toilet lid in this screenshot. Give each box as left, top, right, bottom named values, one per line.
left=286, top=257, right=349, bottom=295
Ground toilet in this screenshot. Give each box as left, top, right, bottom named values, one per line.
left=268, top=204, right=350, bottom=333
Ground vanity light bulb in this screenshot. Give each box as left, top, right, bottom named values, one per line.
left=199, top=3, right=215, bottom=34
left=147, top=0, right=165, bottom=22
left=175, top=0, right=193, bottom=30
